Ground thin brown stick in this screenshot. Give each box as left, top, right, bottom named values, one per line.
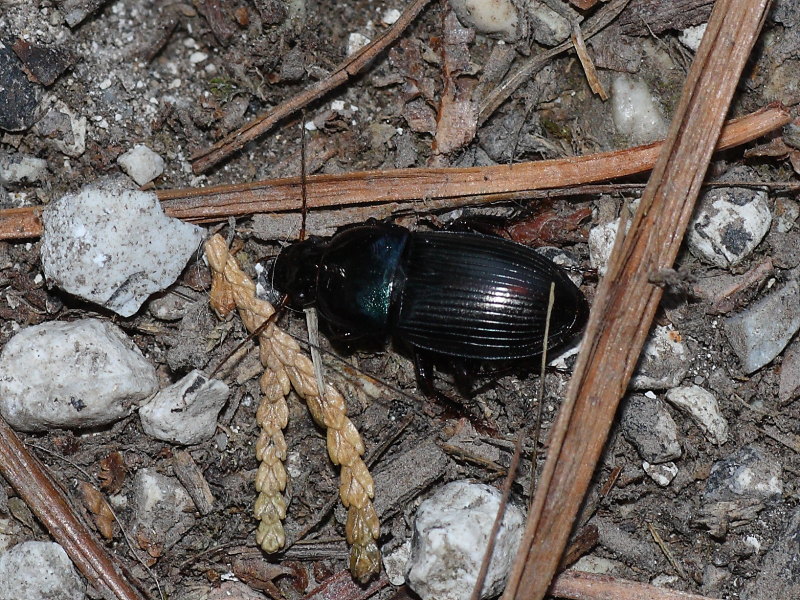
left=190, top=0, right=433, bottom=173
left=550, top=570, right=721, bottom=600
left=0, top=104, right=787, bottom=242
left=571, top=24, right=608, bottom=100
left=502, top=1, right=772, bottom=599
left=150, top=105, right=791, bottom=216
left=0, top=416, right=146, bottom=600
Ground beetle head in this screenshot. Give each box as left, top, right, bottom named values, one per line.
left=270, top=237, right=325, bottom=308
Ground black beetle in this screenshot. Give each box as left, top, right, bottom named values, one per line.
left=269, top=220, right=589, bottom=398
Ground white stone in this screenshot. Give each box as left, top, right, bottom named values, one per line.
left=0, top=319, right=158, bottom=432
left=139, top=370, right=229, bottom=445
left=0, top=542, right=85, bottom=600
left=41, top=177, right=205, bottom=317
left=665, top=385, right=729, bottom=445
left=689, top=203, right=771, bottom=266
left=189, top=51, right=208, bottom=64
left=449, top=0, right=519, bottom=41
left=381, top=8, right=401, bottom=25
left=611, top=74, right=668, bottom=145
left=116, top=144, right=165, bottom=186
left=643, top=461, right=678, bottom=487
left=630, top=325, right=690, bottom=390
left=687, top=170, right=771, bottom=268
left=743, top=535, right=761, bottom=553
left=0, top=153, right=47, bottom=184
left=679, top=23, right=707, bottom=52
left=406, top=481, right=525, bottom=600
left=588, top=219, right=621, bottom=276
left=347, top=32, right=371, bottom=55
left=383, top=540, right=412, bottom=586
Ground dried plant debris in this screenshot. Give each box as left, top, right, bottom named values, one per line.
left=205, top=234, right=380, bottom=581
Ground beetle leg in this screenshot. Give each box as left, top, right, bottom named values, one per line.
left=451, top=359, right=474, bottom=396
left=413, top=351, right=498, bottom=434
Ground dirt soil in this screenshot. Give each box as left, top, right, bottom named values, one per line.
left=1, top=1, right=800, bottom=599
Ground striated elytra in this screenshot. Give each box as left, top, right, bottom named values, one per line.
left=270, top=221, right=589, bottom=394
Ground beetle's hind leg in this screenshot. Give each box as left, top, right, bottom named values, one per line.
left=413, top=351, right=497, bottom=433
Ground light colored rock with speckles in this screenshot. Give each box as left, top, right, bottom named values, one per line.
left=41, top=177, right=204, bottom=317
left=611, top=74, right=668, bottom=145
left=116, top=144, right=165, bottom=185
left=406, top=481, right=525, bottom=600
left=666, top=385, right=729, bottom=445
left=630, top=325, right=690, bottom=390
left=0, top=542, right=84, bottom=600
left=723, top=279, right=800, bottom=374
left=139, top=370, right=229, bottom=445
left=449, top=0, right=520, bottom=40
left=0, top=319, right=158, bottom=432
left=687, top=167, right=771, bottom=268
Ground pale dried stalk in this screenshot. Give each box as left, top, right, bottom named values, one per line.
left=204, top=234, right=380, bottom=580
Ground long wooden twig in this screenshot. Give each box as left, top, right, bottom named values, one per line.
left=0, top=104, right=787, bottom=242
left=0, top=416, right=146, bottom=600
left=190, top=0, right=433, bottom=173
left=502, top=1, right=773, bottom=599
left=550, top=570, right=721, bottom=600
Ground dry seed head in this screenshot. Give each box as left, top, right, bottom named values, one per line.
left=204, top=235, right=381, bottom=580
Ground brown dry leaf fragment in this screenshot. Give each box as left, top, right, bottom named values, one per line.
left=505, top=205, right=593, bottom=246
left=402, top=98, right=437, bottom=134
left=389, top=38, right=436, bottom=104
left=302, top=569, right=388, bottom=600
left=196, top=0, right=236, bottom=44
left=134, top=528, right=162, bottom=562
left=172, top=450, right=216, bottom=516
left=788, top=150, right=800, bottom=176
left=433, top=10, right=479, bottom=157
left=232, top=557, right=293, bottom=598
left=78, top=481, right=115, bottom=540
left=97, top=451, right=127, bottom=494
left=571, top=25, right=608, bottom=100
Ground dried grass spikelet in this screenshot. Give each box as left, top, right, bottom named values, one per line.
left=204, top=234, right=380, bottom=580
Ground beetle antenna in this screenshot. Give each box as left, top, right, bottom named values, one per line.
left=299, top=110, right=308, bottom=242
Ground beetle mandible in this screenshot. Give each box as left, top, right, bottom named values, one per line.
left=269, top=220, right=589, bottom=397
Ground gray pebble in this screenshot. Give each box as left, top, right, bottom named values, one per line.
left=704, top=446, right=783, bottom=502
left=139, top=370, right=229, bottom=445
left=41, top=177, right=205, bottom=317
left=723, top=279, right=800, bottom=373
left=620, top=395, right=682, bottom=463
